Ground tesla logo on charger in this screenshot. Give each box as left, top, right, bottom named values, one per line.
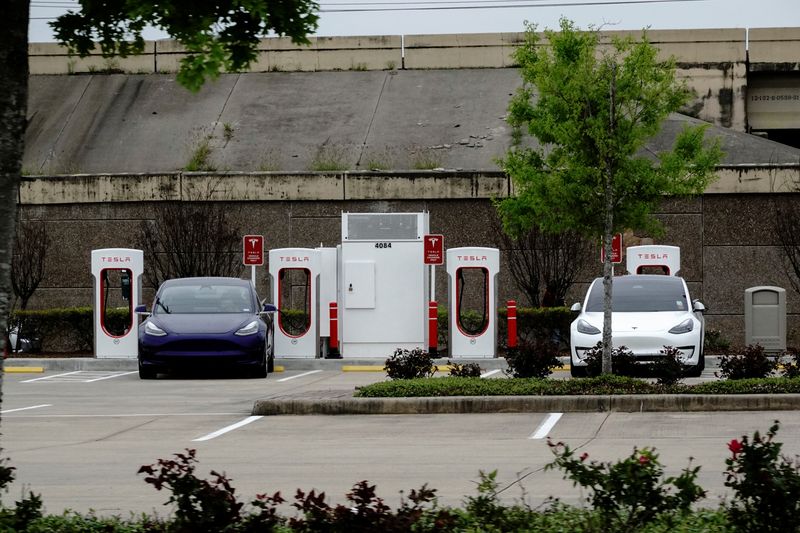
left=638, top=253, right=669, bottom=260
left=280, top=256, right=310, bottom=262
left=101, top=256, right=132, bottom=263
left=457, top=255, right=488, bottom=261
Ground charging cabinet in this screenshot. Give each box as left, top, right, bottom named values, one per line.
left=269, top=248, right=321, bottom=358
left=447, top=247, right=500, bottom=358
left=91, top=248, right=144, bottom=358
left=340, top=212, right=429, bottom=358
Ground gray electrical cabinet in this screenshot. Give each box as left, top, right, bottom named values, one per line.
left=744, top=286, right=786, bottom=353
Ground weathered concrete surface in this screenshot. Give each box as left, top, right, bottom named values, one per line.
left=24, top=71, right=800, bottom=175
left=252, top=393, right=800, bottom=415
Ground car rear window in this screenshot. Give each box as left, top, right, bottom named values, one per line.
left=156, top=284, right=254, bottom=314
left=586, top=276, right=688, bottom=312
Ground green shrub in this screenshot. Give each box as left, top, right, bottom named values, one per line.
left=385, top=348, right=436, bottom=380
left=447, top=360, right=482, bottom=378
left=7, top=307, right=131, bottom=354
left=718, top=344, right=777, bottom=380
left=583, top=343, right=639, bottom=377
left=650, top=346, right=686, bottom=386
left=780, top=346, right=800, bottom=378
left=546, top=440, right=705, bottom=531
left=704, top=328, right=731, bottom=353
left=504, top=339, right=564, bottom=378
left=724, top=421, right=800, bottom=533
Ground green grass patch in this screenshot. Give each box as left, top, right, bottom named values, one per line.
left=355, top=374, right=800, bottom=398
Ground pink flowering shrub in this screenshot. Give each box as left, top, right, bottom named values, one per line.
left=724, top=420, right=800, bottom=532
left=545, top=440, right=705, bottom=530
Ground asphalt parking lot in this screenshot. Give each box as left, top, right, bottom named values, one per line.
left=2, top=362, right=799, bottom=518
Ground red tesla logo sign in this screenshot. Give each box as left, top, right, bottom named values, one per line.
left=243, top=235, right=264, bottom=266
left=600, top=233, right=623, bottom=264
left=424, top=234, right=444, bottom=265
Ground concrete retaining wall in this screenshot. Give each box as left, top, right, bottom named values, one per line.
left=28, top=28, right=800, bottom=132
left=16, top=169, right=800, bottom=349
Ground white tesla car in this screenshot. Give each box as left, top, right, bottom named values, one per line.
left=569, top=275, right=705, bottom=377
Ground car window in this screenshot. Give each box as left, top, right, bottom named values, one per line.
left=156, top=284, right=254, bottom=314
left=586, top=277, right=688, bottom=312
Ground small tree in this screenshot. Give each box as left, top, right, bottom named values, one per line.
left=10, top=218, right=50, bottom=310
left=773, top=190, right=800, bottom=295
left=497, top=19, right=722, bottom=373
left=140, top=202, right=243, bottom=288
left=492, top=214, right=591, bottom=308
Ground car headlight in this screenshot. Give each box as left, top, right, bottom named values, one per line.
left=668, top=318, right=694, bottom=334
left=144, top=321, right=167, bottom=337
left=235, top=320, right=260, bottom=336
left=577, top=319, right=601, bottom=335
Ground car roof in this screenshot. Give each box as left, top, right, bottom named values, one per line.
left=160, top=277, right=252, bottom=288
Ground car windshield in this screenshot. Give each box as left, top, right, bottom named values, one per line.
left=155, top=284, right=254, bottom=314
left=586, top=276, right=688, bottom=312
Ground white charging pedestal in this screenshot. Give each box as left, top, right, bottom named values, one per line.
left=626, top=245, right=681, bottom=276
left=269, top=248, right=320, bottom=358
left=91, top=248, right=144, bottom=358
left=447, top=247, right=500, bottom=358
left=340, top=212, right=429, bottom=358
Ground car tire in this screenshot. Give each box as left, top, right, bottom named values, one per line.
left=267, top=354, right=274, bottom=374
left=252, top=353, right=268, bottom=379
left=685, top=353, right=705, bottom=377
left=570, top=362, right=588, bottom=378
left=138, top=361, right=157, bottom=380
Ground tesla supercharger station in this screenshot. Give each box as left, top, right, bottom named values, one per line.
left=269, top=248, right=321, bottom=358
left=626, top=245, right=681, bottom=276
left=447, top=247, right=500, bottom=358
left=340, top=212, right=429, bottom=358
left=91, top=248, right=144, bottom=358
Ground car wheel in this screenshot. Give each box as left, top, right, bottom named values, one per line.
left=252, top=358, right=268, bottom=379
left=685, top=354, right=705, bottom=377
left=570, top=361, right=588, bottom=378
left=138, top=361, right=157, bottom=380
left=267, top=354, right=274, bottom=374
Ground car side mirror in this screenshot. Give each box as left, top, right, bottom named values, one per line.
left=261, top=303, right=278, bottom=314
left=134, top=304, right=150, bottom=317
left=693, top=300, right=706, bottom=313
left=570, top=302, right=582, bottom=312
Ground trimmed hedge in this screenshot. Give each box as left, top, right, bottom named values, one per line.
left=437, top=306, right=572, bottom=354
left=355, top=375, right=800, bottom=397
left=7, top=307, right=131, bottom=354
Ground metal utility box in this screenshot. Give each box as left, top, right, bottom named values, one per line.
left=744, top=286, right=786, bottom=353
left=340, top=212, right=429, bottom=358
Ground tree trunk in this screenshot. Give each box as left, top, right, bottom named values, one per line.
left=0, top=0, right=30, bottom=392
left=602, top=187, right=614, bottom=374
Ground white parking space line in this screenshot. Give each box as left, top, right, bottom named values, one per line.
left=0, top=404, right=52, bottom=414
left=277, top=370, right=322, bottom=382
left=21, top=371, right=82, bottom=383
left=21, top=371, right=136, bottom=384
left=480, top=369, right=502, bottom=378
left=529, top=413, right=563, bottom=440
left=192, top=416, right=263, bottom=442
left=84, top=371, right=138, bottom=382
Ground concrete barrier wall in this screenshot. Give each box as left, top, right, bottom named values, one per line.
left=15, top=169, right=800, bottom=349
left=29, top=28, right=800, bottom=132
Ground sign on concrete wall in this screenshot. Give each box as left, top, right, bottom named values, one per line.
left=748, top=83, right=800, bottom=130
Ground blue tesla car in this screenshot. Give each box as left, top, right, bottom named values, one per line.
left=136, top=277, right=276, bottom=379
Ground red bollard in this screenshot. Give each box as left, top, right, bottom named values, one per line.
left=329, top=302, right=339, bottom=352
left=507, top=300, right=518, bottom=349
left=428, top=301, right=438, bottom=355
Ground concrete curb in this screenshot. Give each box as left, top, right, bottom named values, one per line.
left=251, top=393, right=800, bottom=415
